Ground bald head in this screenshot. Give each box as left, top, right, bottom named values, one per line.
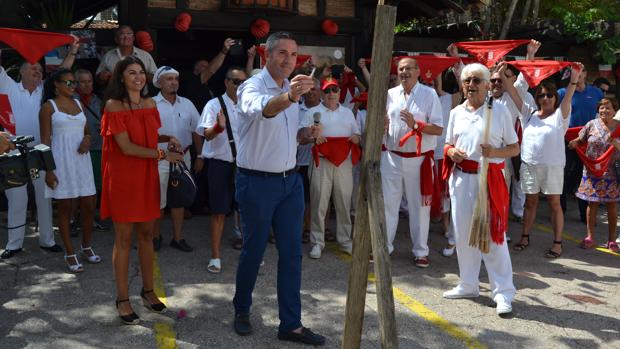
left=397, top=57, right=420, bottom=89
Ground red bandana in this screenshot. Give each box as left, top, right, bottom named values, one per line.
left=507, top=60, right=573, bottom=87
left=312, top=137, right=361, bottom=167
left=398, top=55, right=460, bottom=83
left=0, top=94, right=15, bottom=135
left=455, top=40, right=529, bottom=68
left=565, top=126, right=620, bottom=177
left=0, top=28, right=74, bottom=64
left=339, top=72, right=357, bottom=104
left=363, top=57, right=399, bottom=75
left=255, top=45, right=311, bottom=69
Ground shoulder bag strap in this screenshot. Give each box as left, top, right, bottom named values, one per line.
left=217, top=95, right=237, bottom=159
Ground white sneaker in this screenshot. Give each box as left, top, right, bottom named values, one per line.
left=442, top=244, right=455, bottom=257
left=616, top=236, right=620, bottom=244
left=339, top=244, right=353, bottom=255
left=309, top=245, right=322, bottom=259
left=496, top=297, right=513, bottom=315
left=443, top=286, right=479, bottom=299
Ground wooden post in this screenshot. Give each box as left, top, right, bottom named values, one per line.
left=342, top=3, right=398, bottom=349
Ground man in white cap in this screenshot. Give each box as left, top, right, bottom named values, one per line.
left=152, top=66, right=202, bottom=252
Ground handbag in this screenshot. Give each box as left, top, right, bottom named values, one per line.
left=167, top=160, right=197, bottom=208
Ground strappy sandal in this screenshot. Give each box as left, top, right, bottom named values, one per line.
left=578, top=236, right=595, bottom=249
left=115, top=299, right=140, bottom=325
left=140, top=288, right=167, bottom=313
left=207, top=259, right=221, bottom=274
left=81, top=245, right=102, bottom=264
left=545, top=241, right=563, bottom=258
left=64, top=254, right=84, bottom=273
left=512, top=235, right=530, bottom=251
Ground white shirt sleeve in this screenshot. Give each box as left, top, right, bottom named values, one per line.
left=446, top=108, right=456, bottom=145
left=188, top=103, right=201, bottom=131
left=428, top=91, right=444, bottom=127
left=514, top=73, right=530, bottom=95
left=237, top=81, right=272, bottom=120
left=348, top=108, right=361, bottom=135
left=196, top=99, right=217, bottom=134
left=0, top=67, right=16, bottom=93
left=501, top=108, right=519, bottom=145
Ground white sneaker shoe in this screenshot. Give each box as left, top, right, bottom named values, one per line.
left=442, top=244, right=455, bottom=257
left=309, top=245, right=322, bottom=259
left=443, top=286, right=479, bottom=299
left=496, top=297, right=513, bottom=315
left=339, top=244, right=353, bottom=255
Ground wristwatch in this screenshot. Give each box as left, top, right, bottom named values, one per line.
left=412, top=121, right=418, bottom=130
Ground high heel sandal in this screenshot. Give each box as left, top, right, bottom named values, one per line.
left=512, top=234, right=529, bottom=251
left=80, top=245, right=102, bottom=264
left=64, top=254, right=84, bottom=273
left=115, top=299, right=140, bottom=325
left=140, top=288, right=167, bottom=313
left=544, top=241, right=563, bottom=258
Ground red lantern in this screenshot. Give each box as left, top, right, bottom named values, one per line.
left=135, top=31, right=154, bottom=52
left=175, top=12, right=192, bottom=32
left=321, top=19, right=338, bottom=36
left=250, top=19, right=270, bottom=39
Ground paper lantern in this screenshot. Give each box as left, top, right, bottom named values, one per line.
left=135, top=31, right=154, bottom=52
left=175, top=12, right=192, bottom=32
left=250, top=19, right=270, bottom=39
left=322, top=19, right=338, bottom=36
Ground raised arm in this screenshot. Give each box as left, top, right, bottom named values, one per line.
left=59, top=40, right=79, bottom=70
left=245, top=46, right=256, bottom=77
left=498, top=62, right=524, bottom=112
left=201, top=38, right=235, bottom=84
left=357, top=58, right=371, bottom=87
left=560, top=63, right=583, bottom=119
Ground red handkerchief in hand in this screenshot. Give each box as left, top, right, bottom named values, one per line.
left=0, top=28, right=74, bottom=64
left=455, top=40, right=529, bottom=68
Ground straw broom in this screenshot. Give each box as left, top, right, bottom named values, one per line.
left=468, top=96, right=494, bottom=253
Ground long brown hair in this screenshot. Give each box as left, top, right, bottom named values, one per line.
left=104, top=56, right=148, bottom=104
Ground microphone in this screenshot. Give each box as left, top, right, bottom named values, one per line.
left=313, top=112, right=321, bottom=125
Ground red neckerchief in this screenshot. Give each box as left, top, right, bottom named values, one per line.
left=381, top=145, right=434, bottom=206
left=507, top=60, right=574, bottom=87
left=339, top=72, right=357, bottom=104
left=0, top=28, right=74, bottom=64
left=443, top=145, right=508, bottom=244
left=78, top=92, right=92, bottom=107
left=565, top=125, right=620, bottom=177
left=455, top=40, right=529, bottom=68
left=398, top=120, right=427, bottom=155
left=312, top=137, right=361, bottom=167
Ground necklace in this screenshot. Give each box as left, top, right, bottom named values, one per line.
left=128, top=98, right=142, bottom=108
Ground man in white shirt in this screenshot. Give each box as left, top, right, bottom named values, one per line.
left=307, top=78, right=360, bottom=259
left=152, top=66, right=202, bottom=253
left=383, top=57, right=443, bottom=268
left=196, top=67, right=247, bottom=273
left=232, top=32, right=325, bottom=346
left=0, top=43, right=78, bottom=259
left=96, top=25, right=157, bottom=85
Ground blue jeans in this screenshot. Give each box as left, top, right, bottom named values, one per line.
left=233, top=171, right=304, bottom=332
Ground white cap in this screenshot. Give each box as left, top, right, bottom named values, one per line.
left=614, top=109, right=620, bottom=121
left=153, top=66, right=179, bottom=88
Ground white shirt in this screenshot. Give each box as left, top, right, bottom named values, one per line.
left=236, top=67, right=300, bottom=172
left=494, top=73, right=537, bottom=125
left=154, top=93, right=200, bottom=151
left=356, top=109, right=367, bottom=144
left=0, top=67, right=43, bottom=144
left=296, top=104, right=314, bottom=166
left=435, top=93, right=454, bottom=159
left=446, top=101, right=518, bottom=164
left=520, top=106, right=569, bottom=166
left=385, top=83, right=443, bottom=153
left=307, top=103, right=360, bottom=138
left=96, top=47, right=157, bottom=75
left=197, top=93, right=240, bottom=163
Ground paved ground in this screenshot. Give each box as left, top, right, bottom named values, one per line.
left=1, top=197, right=619, bottom=349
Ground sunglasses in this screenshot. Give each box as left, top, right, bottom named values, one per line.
left=463, top=77, right=483, bottom=85
left=490, top=78, right=502, bottom=84
left=323, top=87, right=340, bottom=94
left=228, top=78, right=246, bottom=85
left=537, top=93, right=555, bottom=99
left=59, top=80, right=78, bottom=87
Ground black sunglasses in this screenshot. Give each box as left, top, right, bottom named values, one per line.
left=228, top=78, right=246, bottom=85
left=463, top=77, right=483, bottom=85
left=490, top=78, right=502, bottom=84
left=59, top=80, right=78, bottom=87
left=323, top=86, right=340, bottom=94
left=537, top=93, right=555, bottom=99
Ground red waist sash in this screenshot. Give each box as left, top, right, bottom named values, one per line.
left=382, top=145, right=434, bottom=206
left=312, top=137, right=361, bottom=167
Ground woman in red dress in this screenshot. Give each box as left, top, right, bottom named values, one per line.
left=101, top=56, right=182, bottom=325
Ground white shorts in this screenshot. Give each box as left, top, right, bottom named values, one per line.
left=158, top=152, right=192, bottom=209
left=520, top=163, right=564, bottom=195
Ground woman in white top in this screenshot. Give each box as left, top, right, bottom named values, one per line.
left=498, top=61, right=583, bottom=258
left=39, top=68, right=99, bottom=273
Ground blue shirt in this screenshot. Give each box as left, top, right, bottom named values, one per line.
left=558, top=84, right=603, bottom=127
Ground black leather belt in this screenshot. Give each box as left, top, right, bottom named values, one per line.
left=238, top=167, right=298, bottom=178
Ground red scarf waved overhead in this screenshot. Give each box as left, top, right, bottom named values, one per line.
left=565, top=126, right=620, bottom=177
left=397, top=55, right=460, bottom=84
left=442, top=145, right=509, bottom=245
left=455, top=40, right=529, bottom=68
left=0, top=28, right=74, bottom=64
left=255, top=46, right=311, bottom=69
left=506, top=60, right=573, bottom=87
left=312, top=137, right=361, bottom=167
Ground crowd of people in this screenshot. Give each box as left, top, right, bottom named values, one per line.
left=0, top=26, right=618, bottom=345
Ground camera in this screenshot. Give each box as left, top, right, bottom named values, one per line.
left=229, top=39, right=244, bottom=56
left=331, top=64, right=344, bottom=79
left=0, top=135, right=55, bottom=191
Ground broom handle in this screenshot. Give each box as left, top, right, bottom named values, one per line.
left=480, top=97, right=493, bottom=172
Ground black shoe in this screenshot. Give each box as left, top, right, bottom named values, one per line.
left=232, top=237, right=243, bottom=250
left=153, top=235, right=162, bottom=251
left=234, top=313, right=252, bottom=336
left=170, top=239, right=193, bottom=252
left=40, top=244, right=63, bottom=253
left=278, top=327, right=326, bottom=346
left=1, top=248, right=23, bottom=259
left=115, top=299, right=140, bottom=325
left=140, top=288, right=167, bottom=313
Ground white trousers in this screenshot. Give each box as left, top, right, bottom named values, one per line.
left=310, top=157, right=353, bottom=249
left=5, top=173, right=55, bottom=250
left=449, top=169, right=516, bottom=302
left=381, top=152, right=430, bottom=257
left=505, top=159, right=525, bottom=217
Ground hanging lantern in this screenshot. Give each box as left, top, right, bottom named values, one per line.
left=321, top=19, right=339, bottom=36
left=250, top=19, right=270, bottom=39
left=175, top=12, right=192, bottom=32
left=135, top=31, right=154, bottom=52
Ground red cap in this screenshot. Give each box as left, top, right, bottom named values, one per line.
left=321, top=78, right=339, bottom=91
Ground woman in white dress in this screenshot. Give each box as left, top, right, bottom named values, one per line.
left=39, top=68, right=99, bottom=273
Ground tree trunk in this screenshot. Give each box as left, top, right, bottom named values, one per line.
left=499, top=0, right=519, bottom=39
left=520, top=0, right=531, bottom=25
left=532, top=0, right=540, bottom=21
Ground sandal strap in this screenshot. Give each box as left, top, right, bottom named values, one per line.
left=553, top=240, right=562, bottom=244
left=116, top=299, right=130, bottom=303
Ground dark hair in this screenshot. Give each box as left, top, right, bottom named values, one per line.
left=265, top=31, right=295, bottom=53
left=593, top=77, right=611, bottom=88
left=104, top=56, right=148, bottom=103
left=225, top=66, right=247, bottom=79
left=597, top=97, right=619, bottom=112
left=41, top=68, right=73, bottom=105
left=534, top=80, right=560, bottom=110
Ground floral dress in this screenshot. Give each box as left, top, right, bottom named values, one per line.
left=576, top=118, right=620, bottom=203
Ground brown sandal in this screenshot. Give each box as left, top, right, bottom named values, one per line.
left=544, top=241, right=562, bottom=258
left=512, top=234, right=530, bottom=251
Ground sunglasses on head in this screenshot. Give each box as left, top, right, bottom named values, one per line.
left=323, top=86, right=340, bottom=94
left=537, top=92, right=554, bottom=99
left=59, top=80, right=77, bottom=87
left=228, top=78, right=246, bottom=85
left=463, top=77, right=483, bottom=85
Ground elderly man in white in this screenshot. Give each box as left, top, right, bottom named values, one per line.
left=443, top=63, right=519, bottom=315
left=382, top=57, right=443, bottom=268
left=152, top=66, right=202, bottom=253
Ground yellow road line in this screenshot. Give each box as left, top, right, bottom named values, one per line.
left=153, top=253, right=178, bottom=349
left=533, top=223, right=619, bottom=257
left=327, top=246, right=487, bottom=349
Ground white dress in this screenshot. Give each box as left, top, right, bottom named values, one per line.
left=45, top=99, right=96, bottom=199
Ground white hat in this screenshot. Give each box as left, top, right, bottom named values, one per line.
left=614, top=109, right=620, bottom=121
left=153, top=66, right=179, bottom=88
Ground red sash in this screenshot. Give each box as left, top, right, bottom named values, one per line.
left=0, top=28, right=74, bottom=64
left=398, top=120, right=427, bottom=155
left=565, top=126, right=620, bottom=177
left=506, top=60, right=574, bottom=87
left=382, top=145, right=434, bottom=206
left=312, top=137, right=361, bottom=167
left=443, top=145, right=508, bottom=244
left=430, top=159, right=446, bottom=218
left=455, top=39, right=529, bottom=68
left=339, top=72, right=357, bottom=104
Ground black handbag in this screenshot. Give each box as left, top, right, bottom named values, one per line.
left=167, top=161, right=197, bottom=208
